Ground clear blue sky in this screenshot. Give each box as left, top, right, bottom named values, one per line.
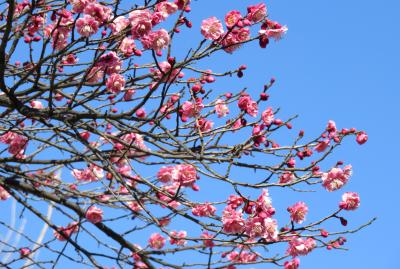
left=185, top=0, right=399, bottom=268
left=2, top=1, right=399, bottom=268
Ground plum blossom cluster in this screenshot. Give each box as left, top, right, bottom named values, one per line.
left=321, top=164, right=352, bottom=192
left=0, top=132, right=28, bottom=159
left=222, top=190, right=278, bottom=243
left=157, top=164, right=198, bottom=187
left=200, top=3, right=286, bottom=53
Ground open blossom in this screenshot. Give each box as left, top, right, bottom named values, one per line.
left=106, top=73, right=125, bottom=94
left=245, top=216, right=278, bottom=241
left=129, top=10, right=153, bottom=39
left=247, top=3, right=267, bottom=23
left=197, top=118, right=214, bottom=132
left=72, top=164, right=104, bottom=182
left=85, top=67, right=104, bottom=83
left=321, top=165, right=352, bottom=192
left=339, top=192, right=360, bottom=210
left=148, top=233, right=166, bottom=249
left=222, top=205, right=245, bottom=234
left=260, top=25, right=288, bottom=41
left=227, top=195, right=244, bottom=209
left=356, top=131, right=368, bottom=145
left=180, top=99, right=204, bottom=120
left=227, top=251, right=258, bottom=263
left=69, top=0, right=94, bottom=13
left=192, top=203, right=217, bottom=217
left=157, top=166, right=177, bottom=183
left=83, top=3, right=112, bottom=23
left=284, top=258, right=300, bottom=269
left=119, top=37, right=136, bottom=56
left=201, top=17, right=224, bottom=40
left=287, top=237, right=316, bottom=257
left=155, top=1, right=178, bottom=19
left=279, top=172, right=295, bottom=184
left=0, top=185, right=10, bottom=200
left=96, top=51, right=122, bottom=75
left=169, top=230, right=187, bottom=246
left=215, top=99, right=229, bottom=117
left=225, top=10, right=242, bottom=28
left=151, top=61, right=183, bottom=83
left=287, top=202, right=308, bottom=224
left=238, top=94, right=258, bottom=117
left=256, top=189, right=275, bottom=217
left=157, top=184, right=181, bottom=208
left=141, top=29, right=170, bottom=51
left=175, top=164, right=197, bottom=186
left=109, top=16, right=129, bottom=34
left=0, top=131, right=28, bottom=158
left=220, top=27, right=249, bottom=53
left=62, top=54, right=78, bottom=65
left=262, top=107, right=274, bottom=126
left=86, top=206, right=103, bottom=224
left=76, top=15, right=99, bottom=37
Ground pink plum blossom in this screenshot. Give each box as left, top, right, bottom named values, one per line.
left=287, top=201, right=308, bottom=224
left=262, top=107, right=274, bottom=126
left=72, top=164, right=104, bottom=182
left=19, top=247, right=31, bottom=258
left=54, top=222, right=79, bottom=241
left=279, top=172, right=295, bottom=184
left=245, top=217, right=278, bottom=241
left=76, top=15, right=99, bottom=37
left=83, top=3, right=112, bottom=23
left=192, top=203, right=217, bottom=217
left=141, top=29, right=170, bottom=51
left=339, top=192, right=360, bottom=210
left=155, top=2, right=178, bottom=19
left=215, top=99, right=229, bottom=117
left=314, top=139, right=330, bottom=153
left=96, top=51, right=122, bottom=75
left=225, top=10, right=242, bottom=28
left=247, top=3, right=267, bottom=23
left=174, top=164, right=197, bottom=186
left=201, top=17, right=224, bottom=40
left=109, top=16, right=129, bottom=34
left=287, top=237, right=316, bottom=257
left=169, top=230, right=187, bottom=246
left=85, top=206, right=103, bottom=224
left=148, top=233, right=166, bottom=249
left=106, top=73, right=125, bottom=94
left=129, top=10, right=153, bottom=39
left=222, top=205, right=245, bottom=234
left=180, top=99, right=204, bottom=120
left=0, top=185, right=10, bottom=200
left=85, top=67, right=104, bottom=83
left=69, top=0, right=94, bottom=13
left=284, top=258, right=300, bottom=269
left=321, top=165, right=352, bottom=192
left=356, top=131, right=368, bottom=145
left=119, top=37, right=136, bottom=56
left=238, top=94, right=258, bottom=117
